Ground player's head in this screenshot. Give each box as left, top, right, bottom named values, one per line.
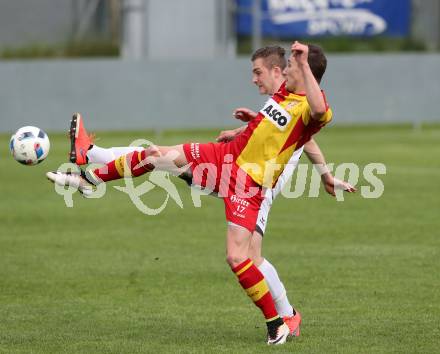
left=251, top=46, right=286, bottom=95
left=284, top=43, right=327, bottom=92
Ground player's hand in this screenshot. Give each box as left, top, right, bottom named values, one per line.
left=291, top=41, right=309, bottom=66
left=322, top=174, right=357, bottom=197
left=233, top=107, right=257, bottom=122
left=216, top=129, right=238, bottom=142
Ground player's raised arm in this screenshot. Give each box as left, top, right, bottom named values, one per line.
left=291, top=41, right=327, bottom=120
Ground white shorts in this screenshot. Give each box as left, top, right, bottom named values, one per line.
left=255, top=146, right=303, bottom=236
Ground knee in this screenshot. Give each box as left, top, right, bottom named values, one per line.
left=226, top=254, right=246, bottom=268
left=144, top=145, right=161, bottom=157
left=137, top=145, right=161, bottom=171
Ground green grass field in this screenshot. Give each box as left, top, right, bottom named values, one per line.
left=1, top=125, right=439, bottom=353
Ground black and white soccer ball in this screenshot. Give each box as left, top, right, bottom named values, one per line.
left=10, top=126, right=50, bottom=165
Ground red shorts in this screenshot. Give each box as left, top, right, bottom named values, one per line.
left=183, top=142, right=264, bottom=232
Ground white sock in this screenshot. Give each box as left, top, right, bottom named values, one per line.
left=258, top=258, right=294, bottom=317
left=87, top=145, right=143, bottom=164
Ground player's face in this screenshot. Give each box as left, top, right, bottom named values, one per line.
left=252, top=58, right=277, bottom=95
left=283, top=55, right=300, bottom=92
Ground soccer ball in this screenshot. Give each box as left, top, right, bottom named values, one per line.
left=10, top=126, right=50, bottom=165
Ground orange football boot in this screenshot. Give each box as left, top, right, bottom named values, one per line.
left=69, top=113, right=94, bottom=165
left=283, top=312, right=301, bottom=337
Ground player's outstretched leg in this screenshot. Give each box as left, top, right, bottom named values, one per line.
left=86, top=147, right=157, bottom=183
left=47, top=142, right=188, bottom=193
left=46, top=150, right=147, bottom=195
left=47, top=146, right=161, bottom=192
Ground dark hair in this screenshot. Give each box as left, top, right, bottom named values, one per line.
left=251, top=46, right=286, bottom=70
left=307, top=44, right=327, bottom=83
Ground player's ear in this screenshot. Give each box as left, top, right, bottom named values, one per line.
left=273, top=66, right=283, bottom=77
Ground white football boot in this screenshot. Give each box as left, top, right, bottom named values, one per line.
left=267, top=322, right=290, bottom=345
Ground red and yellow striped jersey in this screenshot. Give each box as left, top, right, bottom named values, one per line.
left=231, top=82, right=332, bottom=187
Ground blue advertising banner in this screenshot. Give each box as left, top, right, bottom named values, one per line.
left=236, top=0, right=411, bottom=37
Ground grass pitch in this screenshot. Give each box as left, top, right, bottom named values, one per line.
left=0, top=125, right=439, bottom=353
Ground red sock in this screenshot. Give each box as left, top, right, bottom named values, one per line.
left=88, top=149, right=154, bottom=183
left=232, top=259, right=279, bottom=321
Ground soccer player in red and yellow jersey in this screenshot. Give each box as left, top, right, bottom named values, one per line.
left=47, top=41, right=331, bottom=345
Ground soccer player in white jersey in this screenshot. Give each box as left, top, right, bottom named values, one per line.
left=65, top=45, right=355, bottom=339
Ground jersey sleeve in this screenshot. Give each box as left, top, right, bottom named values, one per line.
left=302, top=91, right=332, bottom=126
